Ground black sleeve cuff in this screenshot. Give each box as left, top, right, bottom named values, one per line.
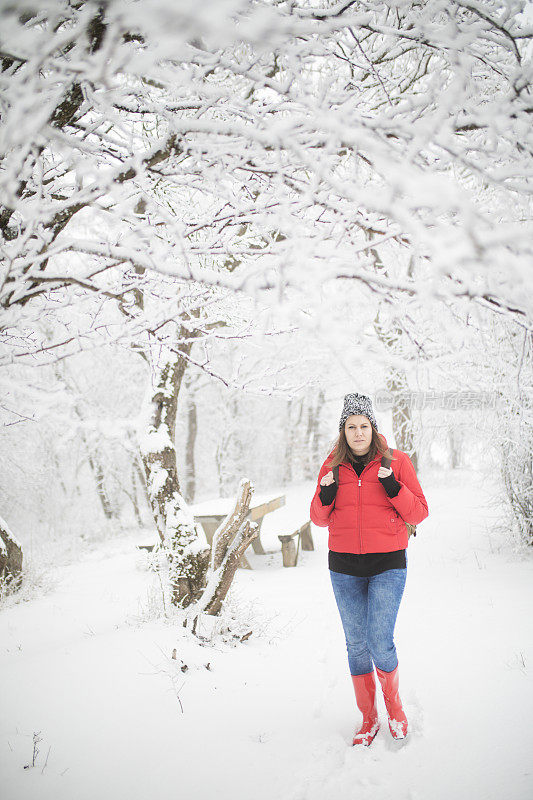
left=319, top=483, right=338, bottom=506
left=379, top=472, right=401, bottom=498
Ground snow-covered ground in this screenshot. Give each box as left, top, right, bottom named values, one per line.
left=1, top=469, right=532, bottom=800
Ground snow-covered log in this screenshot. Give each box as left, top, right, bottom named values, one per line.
left=0, top=516, right=23, bottom=591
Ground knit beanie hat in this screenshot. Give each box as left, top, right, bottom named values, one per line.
left=339, top=392, right=378, bottom=431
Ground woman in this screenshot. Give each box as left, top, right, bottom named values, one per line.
left=310, top=392, right=428, bottom=746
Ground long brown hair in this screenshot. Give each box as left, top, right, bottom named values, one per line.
left=327, top=424, right=394, bottom=469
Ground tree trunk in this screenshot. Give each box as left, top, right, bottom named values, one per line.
left=501, top=440, right=533, bottom=545
left=0, top=516, right=23, bottom=592
left=127, top=461, right=144, bottom=527
left=138, top=332, right=210, bottom=607
left=290, top=398, right=305, bottom=482
left=133, top=455, right=150, bottom=516
left=371, top=246, right=418, bottom=469
left=52, top=360, right=118, bottom=520
left=304, top=388, right=324, bottom=479
left=448, top=427, right=462, bottom=469
left=283, top=398, right=294, bottom=485
left=384, top=368, right=418, bottom=471
left=85, top=447, right=116, bottom=519
left=498, top=360, right=533, bottom=546
left=185, top=396, right=197, bottom=503
left=303, top=399, right=315, bottom=480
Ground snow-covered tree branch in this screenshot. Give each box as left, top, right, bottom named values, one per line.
left=1, top=0, right=532, bottom=371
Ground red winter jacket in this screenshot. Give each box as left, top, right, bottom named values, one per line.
left=310, top=435, right=429, bottom=554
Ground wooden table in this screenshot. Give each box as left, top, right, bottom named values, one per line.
left=191, top=492, right=286, bottom=568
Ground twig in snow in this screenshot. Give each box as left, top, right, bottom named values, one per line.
left=23, top=731, right=42, bottom=769
left=41, top=745, right=51, bottom=774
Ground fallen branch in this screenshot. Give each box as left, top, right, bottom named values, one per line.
left=186, top=479, right=258, bottom=623
left=210, top=479, right=254, bottom=571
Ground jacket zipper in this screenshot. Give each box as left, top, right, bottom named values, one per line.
left=353, top=457, right=379, bottom=554
left=358, top=477, right=362, bottom=552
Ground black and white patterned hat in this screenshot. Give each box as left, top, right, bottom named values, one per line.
left=339, top=392, right=378, bottom=431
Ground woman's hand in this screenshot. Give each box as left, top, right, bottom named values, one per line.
left=320, top=470, right=335, bottom=486
left=377, top=466, right=393, bottom=478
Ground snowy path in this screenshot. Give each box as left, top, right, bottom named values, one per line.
left=1, top=469, right=532, bottom=800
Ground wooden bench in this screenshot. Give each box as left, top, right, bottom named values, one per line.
left=192, top=493, right=285, bottom=554
left=277, top=520, right=314, bottom=567
left=137, top=493, right=287, bottom=569
left=138, top=519, right=314, bottom=568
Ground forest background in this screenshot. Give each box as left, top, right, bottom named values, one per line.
left=0, top=0, right=532, bottom=604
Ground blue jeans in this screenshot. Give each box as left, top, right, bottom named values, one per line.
left=329, top=568, right=407, bottom=676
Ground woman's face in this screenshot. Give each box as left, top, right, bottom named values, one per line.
left=344, top=414, right=372, bottom=456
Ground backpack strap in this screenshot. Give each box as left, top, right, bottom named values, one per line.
left=381, top=447, right=393, bottom=470
left=328, top=465, right=340, bottom=509
left=381, top=448, right=417, bottom=537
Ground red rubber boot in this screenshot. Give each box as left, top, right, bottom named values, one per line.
left=351, top=672, right=380, bottom=746
left=375, top=665, right=408, bottom=739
